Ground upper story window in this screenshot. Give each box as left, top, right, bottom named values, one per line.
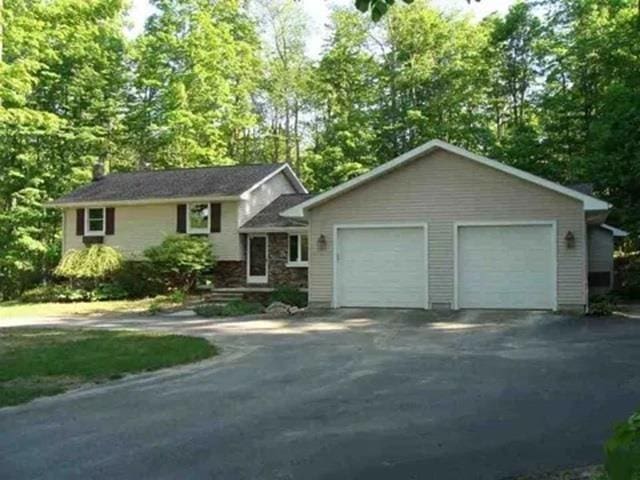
left=85, top=207, right=105, bottom=236
left=288, top=234, right=309, bottom=266
left=187, top=203, right=210, bottom=234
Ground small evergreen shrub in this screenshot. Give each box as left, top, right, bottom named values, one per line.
left=113, top=260, right=165, bottom=298
left=55, top=246, right=123, bottom=282
left=589, top=296, right=615, bottom=316
left=194, top=300, right=263, bottom=318
left=92, top=283, right=129, bottom=301
left=618, top=255, right=640, bottom=300
left=605, top=410, right=640, bottom=480
left=270, top=286, right=308, bottom=308
left=144, top=235, right=215, bottom=291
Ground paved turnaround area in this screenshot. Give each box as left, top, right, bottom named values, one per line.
left=1, top=308, right=640, bottom=480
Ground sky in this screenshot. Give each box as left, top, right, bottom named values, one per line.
left=126, top=0, right=517, bottom=57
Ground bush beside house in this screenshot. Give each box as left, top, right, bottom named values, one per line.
left=18, top=235, right=215, bottom=304
left=143, top=235, right=215, bottom=292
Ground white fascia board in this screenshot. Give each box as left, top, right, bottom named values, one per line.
left=240, top=164, right=308, bottom=200
left=46, top=195, right=240, bottom=209
left=281, top=139, right=610, bottom=217
left=238, top=226, right=309, bottom=234
left=601, top=224, right=629, bottom=237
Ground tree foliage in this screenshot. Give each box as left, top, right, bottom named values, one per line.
left=55, top=246, right=123, bottom=280
left=1, top=0, right=639, bottom=299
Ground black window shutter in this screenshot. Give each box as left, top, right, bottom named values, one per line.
left=105, top=208, right=115, bottom=235
left=210, top=203, right=221, bottom=233
left=76, top=209, right=85, bottom=236
left=177, top=204, right=187, bottom=233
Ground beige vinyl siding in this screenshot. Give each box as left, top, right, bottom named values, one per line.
left=308, top=149, right=586, bottom=308
left=588, top=227, right=613, bottom=273
left=238, top=172, right=297, bottom=226
left=63, top=201, right=243, bottom=261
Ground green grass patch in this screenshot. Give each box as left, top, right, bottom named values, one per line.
left=0, top=328, right=217, bottom=407
left=194, top=299, right=264, bottom=317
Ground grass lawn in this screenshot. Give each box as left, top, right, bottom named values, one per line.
left=0, top=297, right=176, bottom=319
left=0, top=328, right=217, bottom=407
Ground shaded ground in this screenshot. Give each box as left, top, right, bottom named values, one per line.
left=1, top=309, right=639, bottom=479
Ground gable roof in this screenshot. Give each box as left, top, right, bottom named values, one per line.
left=49, top=163, right=306, bottom=207
left=239, top=193, right=314, bottom=231
left=601, top=224, right=629, bottom=237
left=282, top=140, right=611, bottom=217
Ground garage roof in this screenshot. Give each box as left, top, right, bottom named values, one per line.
left=282, top=140, right=611, bottom=217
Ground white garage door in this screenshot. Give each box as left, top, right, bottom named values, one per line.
left=457, top=224, right=555, bottom=309
left=336, top=227, right=427, bottom=308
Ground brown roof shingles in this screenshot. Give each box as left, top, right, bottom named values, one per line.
left=51, top=163, right=285, bottom=204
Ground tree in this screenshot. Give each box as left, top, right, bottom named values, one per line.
left=0, top=0, right=129, bottom=299
left=128, top=0, right=261, bottom=168
left=252, top=0, right=312, bottom=171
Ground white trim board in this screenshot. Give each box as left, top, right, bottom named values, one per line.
left=601, top=224, right=629, bottom=237
left=282, top=139, right=610, bottom=217
left=47, top=195, right=240, bottom=209
left=332, top=223, right=429, bottom=310
left=246, top=234, right=269, bottom=284
left=453, top=221, right=558, bottom=311
left=238, top=226, right=308, bottom=234
left=84, top=207, right=106, bottom=236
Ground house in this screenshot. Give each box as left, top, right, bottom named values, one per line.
left=49, top=163, right=313, bottom=289
left=50, top=139, right=624, bottom=311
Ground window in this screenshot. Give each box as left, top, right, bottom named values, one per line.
left=187, top=203, right=210, bottom=234
left=85, top=207, right=105, bottom=235
left=288, top=234, right=309, bottom=266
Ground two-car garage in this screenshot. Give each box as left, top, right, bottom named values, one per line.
left=287, top=140, right=607, bottom=312
left=334, top=223, right=557, bottom=310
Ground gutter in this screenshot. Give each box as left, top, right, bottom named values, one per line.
left=46, top=195, right=242, bottom=209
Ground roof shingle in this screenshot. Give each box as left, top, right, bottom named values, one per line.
left=51, top=164, right=285, bottom=205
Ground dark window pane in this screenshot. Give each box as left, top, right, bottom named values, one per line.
left=300, top=235, right=309, bottom=262
left=289, top=235, right=298, bottom=262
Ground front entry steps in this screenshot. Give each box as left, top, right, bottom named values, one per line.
left=198, top=287, right=308, bottom=306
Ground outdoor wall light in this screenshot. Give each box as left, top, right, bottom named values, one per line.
left=565, top=230, right=575, bottom=249
left=317, top=234, right=327, bottom=251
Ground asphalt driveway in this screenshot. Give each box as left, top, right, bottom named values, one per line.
left=1, top=309, right=640, bottom=480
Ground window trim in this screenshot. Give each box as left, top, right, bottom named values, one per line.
left=287, top=233, right=309, bottom=267
left=84, top=207, right=106, bottom=236
left=187, top=203, right=211, bottom=234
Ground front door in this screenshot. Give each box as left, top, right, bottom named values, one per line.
left=247, top=235, right=268, bottom=284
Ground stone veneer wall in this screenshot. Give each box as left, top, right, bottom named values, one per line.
left=212, top=234, right=308, bottom=288
left=212, top=261, right=245, bottom=287
left=265, top=233, right=308, bottom=288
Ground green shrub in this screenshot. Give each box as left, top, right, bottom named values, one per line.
left=55, top=246, right=123, bottom=281
left=194, top=300, right=263, bottom=317
left=20, top=284, right=92, bottom=303
left=589, top=296, right=615, bottom=316
left=618, top=255, right=640, bottom=300
left=144, top=235, right=215, bottom=291
left=92, top=283, right=129, bottom=301
left=605, top=410, right=640, bottom=480
left=270, top=285, right=308, bottom=308
left=112, top=260, right=165, bottom=298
